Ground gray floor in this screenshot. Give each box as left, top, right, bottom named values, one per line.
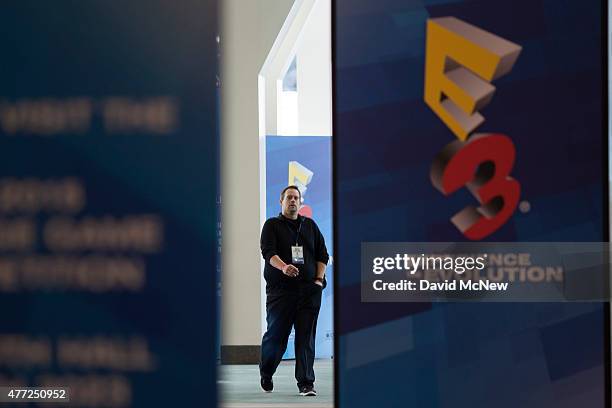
left=219, top=360, right=334, bottom=408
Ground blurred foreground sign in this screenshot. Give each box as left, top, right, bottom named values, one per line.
left=0, top=1, right=219, bottom=407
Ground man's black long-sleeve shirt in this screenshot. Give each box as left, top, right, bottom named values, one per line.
left=260, top=213, right=329, bottom=290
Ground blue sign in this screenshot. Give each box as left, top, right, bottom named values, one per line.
left=334, top=1, right=607, bottom=407
left=0, top=2, right=219, bottom=407
left=265, top=135, right=334, bottom=358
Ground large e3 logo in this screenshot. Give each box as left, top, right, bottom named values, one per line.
left=424, top=17, right=522, bottom=240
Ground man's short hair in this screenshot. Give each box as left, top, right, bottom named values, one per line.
left=280, top=185, right=301, bottom=201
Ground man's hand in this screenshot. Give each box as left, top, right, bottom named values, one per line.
left=314, top=279, right=323, bottom=287
left=282, top=264, right=300, bottom=278
left=270, top=256, right=299, bottom=277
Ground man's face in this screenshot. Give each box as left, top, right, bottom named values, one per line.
left=281, top=188, right=301, bottom=218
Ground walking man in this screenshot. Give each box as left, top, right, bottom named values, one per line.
left=259, top=185, right=328, bottom=396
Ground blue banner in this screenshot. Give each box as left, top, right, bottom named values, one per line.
left=0, top=2, right=219, bottom=407
left=334, top=1, right=607, bottom=407
left=265, top=135, right=334, bottom=359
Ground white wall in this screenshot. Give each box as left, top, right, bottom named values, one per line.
left=259, top=0, right=332, bottom=137
left=296, top=0, right=332, bottom=136
left=221, top=0, right=295, bottom=348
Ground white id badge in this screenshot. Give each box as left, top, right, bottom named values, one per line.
left=292, top=246, right=304, bottom=264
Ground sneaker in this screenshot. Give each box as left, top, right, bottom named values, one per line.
left=260, top=377, right=273, bottom=393
left=299, top=385, right=317, bottom=396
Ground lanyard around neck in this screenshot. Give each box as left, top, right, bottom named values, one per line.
left=285, top=218, right=303, bottom=246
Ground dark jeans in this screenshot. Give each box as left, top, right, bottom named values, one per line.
left=259, top=282, right=323, bottom=388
